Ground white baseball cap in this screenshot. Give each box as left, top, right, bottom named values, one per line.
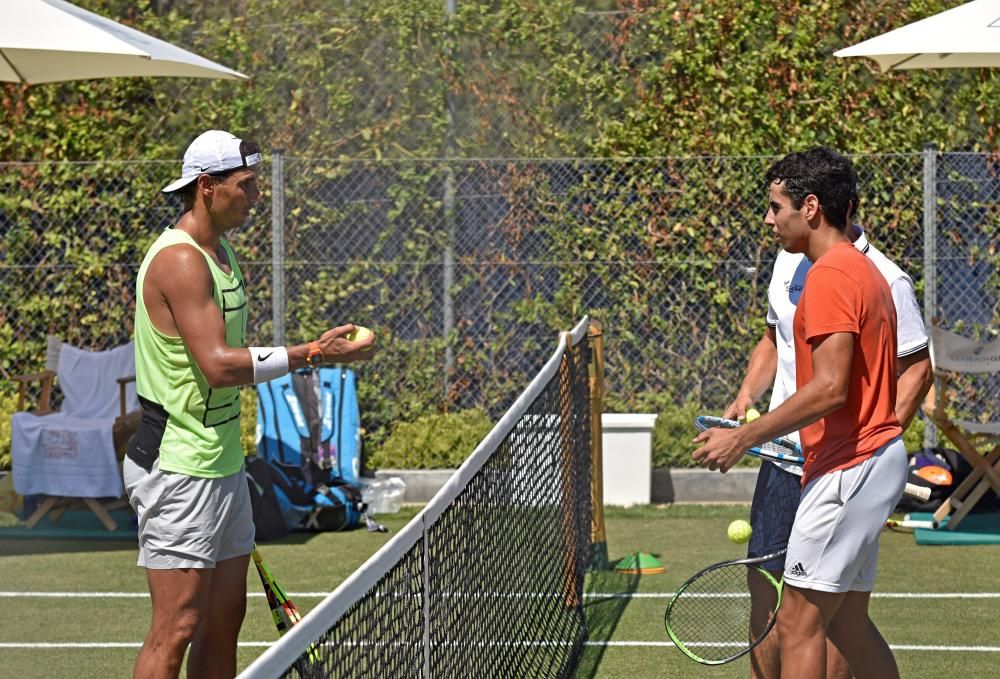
left=162, top=130, right=262, bottom=194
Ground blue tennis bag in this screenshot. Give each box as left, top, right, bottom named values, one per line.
left=255, top=367, right=382, bottom=534
left=246, top=455, right=369, bottom=540
left=255, top=366, right=363, bottom=484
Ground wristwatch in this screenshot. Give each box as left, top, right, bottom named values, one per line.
left=306, top=341, right=323, bottom=367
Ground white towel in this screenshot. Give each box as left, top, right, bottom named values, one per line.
left=10, top=341, right=136, bottom=499
left=11, top=412, right=123, bottom=498
left=58, top=342, right=138, bottom=420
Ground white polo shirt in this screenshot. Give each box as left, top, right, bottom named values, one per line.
left=766, top=228, right=928, bottom=443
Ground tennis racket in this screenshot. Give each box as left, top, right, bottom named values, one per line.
left=885, top=517, right=937, bottom=531
left=664, top=548, right=786, bottom=665
left=252, top=547, right=321, bottom=673
left=694, top=416, right=931, bottom=501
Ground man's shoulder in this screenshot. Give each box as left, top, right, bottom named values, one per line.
left=814, top=242, right=866, bottom=270
left=853, top=227, right=911, bottom=283
left=862, top=241, right=910, bottom=285
left=147, top=239, right=204, bottom=267
left=144, top=237, right=211, bottom=289
left=769, top=249, right=808, bottom=279
left=809, top=245, right=882, bottom=292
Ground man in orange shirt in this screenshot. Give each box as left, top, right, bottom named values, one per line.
left=693, top=147, right=906, bottom=679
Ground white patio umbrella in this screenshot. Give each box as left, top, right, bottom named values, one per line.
left=835, top=0, right=1000, bottom=71
left=0, top=0, right=246, bottom=84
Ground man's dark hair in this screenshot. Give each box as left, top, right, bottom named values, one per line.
left=764, top=147, right=858, bottom=230
left=178, top=139, right=261, bottom=212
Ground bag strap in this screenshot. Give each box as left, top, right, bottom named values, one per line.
left=256, top=458, right=315, bottom=506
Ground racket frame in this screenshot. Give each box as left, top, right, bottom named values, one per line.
left=252, top=547, right=304, bottom=634
left=694, top=415, right=931, bottom=501
left=252, top=546, right=321, bottom=674
left=664, top=549, right=786, bottom=665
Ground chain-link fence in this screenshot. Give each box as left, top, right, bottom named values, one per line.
left=2, top=150, right=998, bottom=449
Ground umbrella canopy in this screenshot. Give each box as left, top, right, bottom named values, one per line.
left=835, top=0, right=1000, bottom=71
left=0, top=0, right=246, bottom=84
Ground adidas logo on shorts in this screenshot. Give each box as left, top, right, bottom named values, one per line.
left=789, top=562, right=808, bottom=577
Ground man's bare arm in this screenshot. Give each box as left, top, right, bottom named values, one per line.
left=723, top=327, right=778, bottom=420
left=694, top=332, right=854, bottom=472
left=147, top=246, right=374, bottom=388
left=895, top=348, right=932, bottom=429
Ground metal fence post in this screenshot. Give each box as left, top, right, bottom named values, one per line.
left=922, top=142, right=937, bottom=449
left=271, top=149, right=286, bottom=346
left=442, top=0, right=458, bottom=391
left=443, top=167, right=456, bottom=378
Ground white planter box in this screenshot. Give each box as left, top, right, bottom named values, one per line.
left=601, top=413, right=658, bottom=506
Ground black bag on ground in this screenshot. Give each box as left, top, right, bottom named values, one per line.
left=246, top=456, right=379, bottom=540
left=245, top=456, right=314, bottom=541
left=271, top=460, right=368, bottom=533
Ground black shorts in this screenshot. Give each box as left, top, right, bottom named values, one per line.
left=748, top=461, right=801, bottom=572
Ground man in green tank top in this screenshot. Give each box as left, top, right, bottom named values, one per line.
left=124, top=130, right=375, bottom=679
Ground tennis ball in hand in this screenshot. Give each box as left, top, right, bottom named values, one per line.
left=727, top=519, right=752, bottom=544
left=344, top=326, right=373, bottom=343
left=745, top=408, right=761, bottom=422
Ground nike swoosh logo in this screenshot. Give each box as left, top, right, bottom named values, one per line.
left=258, top=352, right=273, bottom=362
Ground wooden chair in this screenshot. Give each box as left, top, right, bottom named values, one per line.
left=921, top=326, right=1000, bottom=531
left=10, top=336, right=140, bottom=531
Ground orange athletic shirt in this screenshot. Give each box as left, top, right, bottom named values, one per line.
left=793, top=242, right=902, bottom=485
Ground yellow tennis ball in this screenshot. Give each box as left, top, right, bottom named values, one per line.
left=727, top=519, right=752, bottom=544
left=745, top=408, right=761, bottom=422
left=345, top=326, right=373, bottom=343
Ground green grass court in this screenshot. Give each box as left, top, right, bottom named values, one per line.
left=1, top=504, right=997, bottom=678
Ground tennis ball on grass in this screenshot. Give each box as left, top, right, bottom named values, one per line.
left=745, top=408, right=761, bottom=422
left=727, top=519, right=752, bottom=544
left=345, top=326, right=373, bottom=343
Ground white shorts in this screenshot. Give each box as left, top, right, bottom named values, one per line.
left=123, top=457, right=255, bottom=569
left=783, top=437, right=907, bottom=593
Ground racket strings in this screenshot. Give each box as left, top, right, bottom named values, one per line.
left=667, top=564, right=757, bottom=661
left=760, top=439, right=800, bottom=461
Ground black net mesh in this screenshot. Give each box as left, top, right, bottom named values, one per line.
left=271, top=334, right=593, bottom=678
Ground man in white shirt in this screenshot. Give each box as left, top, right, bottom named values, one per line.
left=723, top=197, right=932, bottom=679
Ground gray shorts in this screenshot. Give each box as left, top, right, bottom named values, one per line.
left=783, top=437, right=907, bottom=593
left=123, top=457, right=255, bottom=569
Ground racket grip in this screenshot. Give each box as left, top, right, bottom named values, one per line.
left=903, top=482, right=931, bottom=501
left=890, top=518, right=937, bottom=529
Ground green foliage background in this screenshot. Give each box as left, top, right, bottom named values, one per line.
left=369, top=409, right=494, bottom=469
left=4, top=1, right=999, bottom=161
left=3, top=0, right=997, bottom=469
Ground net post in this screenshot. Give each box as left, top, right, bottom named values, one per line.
left=587, top=320, right=609, bottom=571
left=421, top=515, right=431, bottom=678
left=558, top=330, right=580, bottom=608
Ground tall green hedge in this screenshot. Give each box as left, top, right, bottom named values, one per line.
left=4, top=1, right=999, bottom=163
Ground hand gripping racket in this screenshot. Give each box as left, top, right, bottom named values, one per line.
left=664, top=548, right=786, bottom=665
left=694, top=416, right=931, bottom=501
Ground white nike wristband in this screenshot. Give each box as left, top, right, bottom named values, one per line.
left=250, top=346, right=289, bottom=384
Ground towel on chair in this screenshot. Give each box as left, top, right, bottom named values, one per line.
left=11, top=412, right=123, bottom=498
left=58, top=343, right=138, bottom=419
left=10, top=341, right=136, bottom=499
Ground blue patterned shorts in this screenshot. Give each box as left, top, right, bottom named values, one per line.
left=748, top=461, right=801, bottom=572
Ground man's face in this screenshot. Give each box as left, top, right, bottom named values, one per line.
left=210, top=168, right=260, bottom=229
left=764, top=180, right=809, bottom=253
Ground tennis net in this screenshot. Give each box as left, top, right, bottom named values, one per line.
left=239, top=316, right=595, bottom=678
